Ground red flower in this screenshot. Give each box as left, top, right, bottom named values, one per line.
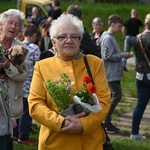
left=83, top=76, right=92, bottom=84
left=87, top=85, right=96, bottom=94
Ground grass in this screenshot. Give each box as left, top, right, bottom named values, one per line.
left=112, top=138, right=150, bottom=150
left=14, top=125, right=39, bottom=150
left=1, top=1, right=150, bottom=150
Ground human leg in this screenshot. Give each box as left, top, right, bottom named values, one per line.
left=122, top=36, right=130, bottom=69
left=7, top=135, right=13, bottom=150
left=131, top=74, right=150, bottom=139
left=104, top=81, right=122, bottom=133
left=19, top=97, right=32, bottom=140
left=122, top=36, right=135, bottom=70
left=18, top=97, right=37, bottom=145
left=13, top=118, right=19, bottom=140
left=0, top=135, right=13, bottom=150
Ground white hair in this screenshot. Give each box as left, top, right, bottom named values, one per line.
left=92, top=17, right=103, bottom=25
left=0, top=9, right=25, bottom=30
left=49, top=14, right=84, bottom=39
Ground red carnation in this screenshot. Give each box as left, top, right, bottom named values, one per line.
left=83, top=76, right=92, bottom=84
left=87, top=85, right=96, bottom=94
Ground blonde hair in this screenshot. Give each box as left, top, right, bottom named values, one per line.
left=145, top=13, right=150, bottom=30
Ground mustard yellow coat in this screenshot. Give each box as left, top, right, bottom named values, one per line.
left=28, top=54, right=111, bottom=150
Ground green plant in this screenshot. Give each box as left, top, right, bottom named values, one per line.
left=46, top=73, right=72, bottom=111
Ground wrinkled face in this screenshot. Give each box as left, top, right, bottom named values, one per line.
left=92, top=22, right=103, bottom=33
left=0, top=16, right=20, bottom=40
left=51, top=25, right=81, bottom=61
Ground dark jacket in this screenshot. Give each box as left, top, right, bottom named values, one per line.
left=134, top=32, right=150, bottom=73
left=80, top=29, right=101, bottom=58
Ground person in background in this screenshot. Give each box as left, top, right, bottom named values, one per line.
left=67, top=4, right=101, bottom=58
left=122, top=9, right=143, bottom=71
left=40, top=9, right=54, bottom=52
left=97, top=14, right=132, bottom=134
left=46, top=0, right=62, bottom=25
left=0, top=80, right=15, bottom=150
left=91, top=17, right=104, bottom=43
left=91, top=17, right=104, bottom=58
left=39, top=47, right=55, bottom=60
left=28, top=14, right=111, bottom=150
left=16, top=24, right=41, bottom=146
left=0, top=8, right=28, bottom=148
left=27, top=7, right=43, bottom=45
left=15, top=30, right=24, bottom=42
left=130, top=13, right=150, bottom=140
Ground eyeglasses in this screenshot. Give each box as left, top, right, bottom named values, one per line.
left=55, top=34, right=81, bottom=42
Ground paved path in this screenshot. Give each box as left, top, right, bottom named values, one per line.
left=109, top=58, right=150, bottom=140
left=110, top=100, right=150, bottom=139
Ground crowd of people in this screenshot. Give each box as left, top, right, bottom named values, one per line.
left=0, top=0, right=150, bottom=149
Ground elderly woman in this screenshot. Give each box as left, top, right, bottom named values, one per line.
left=28, top=14, right=110, bottom=150
left=0, top=9, right=28, bottom=117
left=91, top=17, right=104, bottom=43
left=0, top=9, right=28, bottom=146
left=130, top=13, right=150, bottom=140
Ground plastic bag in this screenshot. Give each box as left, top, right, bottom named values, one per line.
left=73, top=93, right=102, bottom=113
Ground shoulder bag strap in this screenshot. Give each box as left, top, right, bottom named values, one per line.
left=83, top=55, right=111, bottom=142
left=83, top=55, right=94, bottom=85
left=138, top=34, right=150, bottom=67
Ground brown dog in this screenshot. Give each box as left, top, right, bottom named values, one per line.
left=8, top=45, right=28, bottom=73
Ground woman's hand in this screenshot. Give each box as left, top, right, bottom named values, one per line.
left=61, top=112, right=85, bottom=134
left=0, top=54, right=10, bottom=69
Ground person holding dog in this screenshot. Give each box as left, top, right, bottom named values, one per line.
left=0, top=9, right=28, bottom=149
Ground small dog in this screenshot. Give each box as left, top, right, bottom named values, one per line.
left=8, top=45, right=28, bottom=73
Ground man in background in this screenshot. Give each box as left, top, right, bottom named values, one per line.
left=46, top=0, right=62, bottom=25
left=98, top=14, right=132, bottom=134
left=67, top=4, right=101, bottom=58
left=27, top=7, right=43, bottom=44
left=122, top=9, right=143, bottom=71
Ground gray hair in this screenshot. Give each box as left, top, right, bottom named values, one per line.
left=92, top=17, right=103, bottom=25
left=0, top=9, right=25, bottom=30
left=49, top=14, right=84, bottom=39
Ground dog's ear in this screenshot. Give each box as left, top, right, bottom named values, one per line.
left=8, top=47, right=13, bottom=55
left=22, top=46, right=28, bottom=55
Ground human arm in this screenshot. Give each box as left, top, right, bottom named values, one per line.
left=101, top=37, right=132, bottom=62
left=0, top=55, right=27, bottom=81
left=28, top=60, right=65, bottom=132
left=78, top=56, right=110, bottom=134
left=46, top=17, right=53, bottom=25
left=61, top=112, right=85, bottom=134
left=60, top=56, right=111, bottom=134
left=122, top=26, right=127, bottom=37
